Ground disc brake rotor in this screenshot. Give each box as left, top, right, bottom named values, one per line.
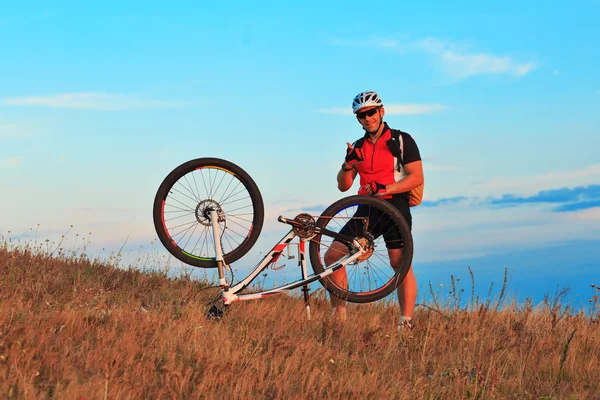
left=196, top=199, right=225, bottom=227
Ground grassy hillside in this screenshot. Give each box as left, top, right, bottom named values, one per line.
left=1, top=241, right=599, bottom=399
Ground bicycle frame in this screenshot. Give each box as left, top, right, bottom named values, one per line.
left=209, top=210, right=367, bottom=316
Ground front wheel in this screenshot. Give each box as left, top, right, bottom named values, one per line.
left=153, top=158, right=264, bottom=268
left=309, top=195, right=413, bottom=303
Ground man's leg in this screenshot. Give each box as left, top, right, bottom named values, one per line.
left=389, top=249, right=417, bottom=325
left=397, top=265, right=417, bottom=318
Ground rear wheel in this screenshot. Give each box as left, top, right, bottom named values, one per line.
left=153, top=158, right=264, bottom=268
left=309, top=195, right=413, bottom=303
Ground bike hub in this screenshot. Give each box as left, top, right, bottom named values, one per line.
left=196, top=199, right=225, bottom=226
left=355, top=237, right=374, bottom=262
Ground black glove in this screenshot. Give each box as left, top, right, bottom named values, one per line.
left=363, top=181, right=386, bottom=196
left=344, top=145, right=363, bottom=170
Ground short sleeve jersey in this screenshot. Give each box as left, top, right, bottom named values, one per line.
left=355, top=123, right=421, bottom=197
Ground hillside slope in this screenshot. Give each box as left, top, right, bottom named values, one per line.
left=1, top=244, right=599, bottom=399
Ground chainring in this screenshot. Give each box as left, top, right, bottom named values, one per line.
left=292, top=213, right=316, bottom=239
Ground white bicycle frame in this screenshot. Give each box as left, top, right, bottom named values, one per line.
left=209, top=210, right=367, bottom=318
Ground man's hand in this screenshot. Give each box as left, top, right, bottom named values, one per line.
left=363, top=181, right=387, bottom=196
left=343, top=143, right=363, bottom=170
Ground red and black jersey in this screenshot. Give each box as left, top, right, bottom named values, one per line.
left=354, top=123, right=422, bottom=197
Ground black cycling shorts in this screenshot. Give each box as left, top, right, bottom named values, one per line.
left=337, top=194, right=412, bottom=249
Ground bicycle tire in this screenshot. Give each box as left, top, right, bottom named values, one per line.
left=309, top=195, right=413, bottom=303
left=153, top=158, right=264, bottom=268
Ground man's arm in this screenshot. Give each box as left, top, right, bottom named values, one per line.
left=384, top=160, right=423, bottom=195
left=337, top=166, right=357, bottom=192
left=337, top=141, right=362, bottom=192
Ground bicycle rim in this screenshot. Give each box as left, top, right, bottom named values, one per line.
left=153, top=158, right=264, bottom=268
left=309, top=195, right=413, bottom=303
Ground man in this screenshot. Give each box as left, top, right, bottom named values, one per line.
left=327, top=90, right=424, bottom=330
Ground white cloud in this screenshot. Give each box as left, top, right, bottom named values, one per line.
left=0, top=157, right=23, bottom=166
left=414, top=37, right=538, bottom=79
left=316, top=103, right=446, bottom=115
left=440, top=50, right=537, bottom=78
left=329, top=36, right=538, bottom=79
left=2, top=93, right=184, bottom=110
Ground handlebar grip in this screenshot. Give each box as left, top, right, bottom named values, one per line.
left=278, top=216, right=286, bottom=223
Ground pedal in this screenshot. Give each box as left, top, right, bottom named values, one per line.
left=207, top=304, right=227, bottom=320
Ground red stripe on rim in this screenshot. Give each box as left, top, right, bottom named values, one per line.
left=161, top=200, right=177, bottom=247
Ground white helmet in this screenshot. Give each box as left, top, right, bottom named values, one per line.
left=352, top=91, right=383, bottom=114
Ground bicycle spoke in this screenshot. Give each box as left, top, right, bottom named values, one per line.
left=171, top=220, right=198, bottom=244
left=168, top=189, right=197, bottom=208
left=225, top=214, right=254, bottom=231
left=181, top=220, right=201, bottom=251
left=190, top=225, right=210, bottom=258
left=221, top=229, right=237, bottom=254
left=163, top=210, right=196, bottom=224
left=217, top=174, right=238, bottom=204
left=181, top=174, right=201, bottom=203
left=222, top=222, right=245, bottom=241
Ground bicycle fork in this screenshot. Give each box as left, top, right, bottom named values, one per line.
left=210, top=209, right=228, bottom=289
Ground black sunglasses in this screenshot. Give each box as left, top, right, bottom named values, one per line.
left=356, top=107, right=380, bottom=119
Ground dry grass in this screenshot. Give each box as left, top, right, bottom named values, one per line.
left=1, top=240, right=599, bottom=399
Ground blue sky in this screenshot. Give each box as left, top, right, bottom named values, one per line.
left=1, top=2, right=599, bottom=299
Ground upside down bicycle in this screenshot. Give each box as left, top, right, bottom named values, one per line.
left=152, top=158, right=413, bottom=317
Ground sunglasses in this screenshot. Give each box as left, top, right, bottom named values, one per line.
left=356, top=107, right=380, bottom=120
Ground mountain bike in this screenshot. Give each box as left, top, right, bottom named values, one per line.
left=152, top=158, right=413, bottom=317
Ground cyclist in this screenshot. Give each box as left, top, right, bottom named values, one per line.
left=326, top=90, right=424, bottom=330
